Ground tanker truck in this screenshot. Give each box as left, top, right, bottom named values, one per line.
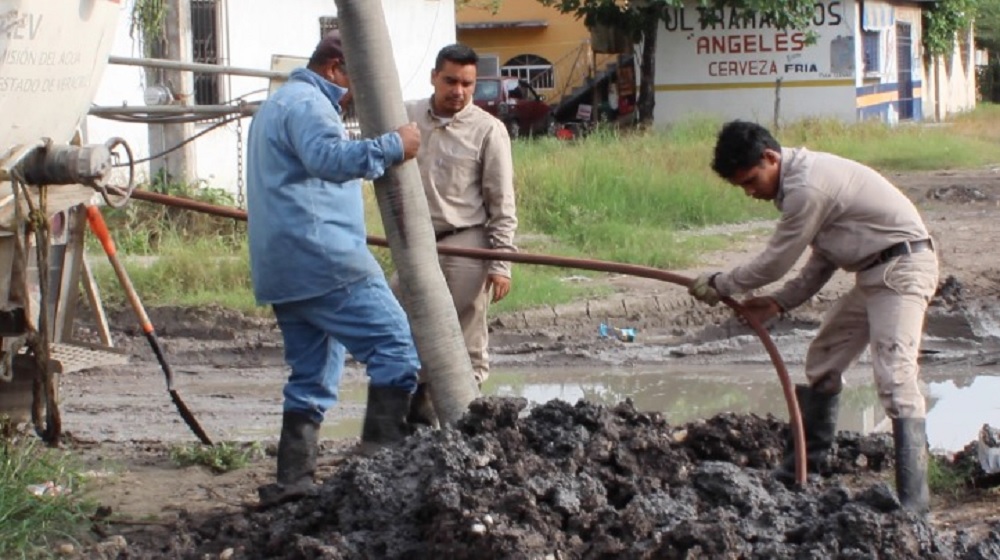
left=0, top=0, right=134, bottom=443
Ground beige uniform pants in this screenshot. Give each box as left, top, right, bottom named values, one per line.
left=438, top=227, right=492, bottom=383
left=391, top=227, right=492, bottom=384
left=805, top=250, right=938, bottom=419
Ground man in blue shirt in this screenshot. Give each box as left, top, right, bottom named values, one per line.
left=246, top=31, right=421, bottom=505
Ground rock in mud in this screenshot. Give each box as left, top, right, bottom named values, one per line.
left=140, top=398, right=990, bottom=559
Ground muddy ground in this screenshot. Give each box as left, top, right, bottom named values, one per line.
left=26, top=168, right=1000, bottom=557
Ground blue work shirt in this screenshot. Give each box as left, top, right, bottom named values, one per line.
left=246, top=68, right=404, bottom=304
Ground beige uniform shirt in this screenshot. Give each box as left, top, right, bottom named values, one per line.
left=405, top=98, right=517, bottom=277
left=714, top=147, right=930, bottom=310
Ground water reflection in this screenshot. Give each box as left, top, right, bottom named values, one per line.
left=484, top=366, right=1000, bottom=453
left=236, top=366, right=999, bottom=454
left=486, top=366, right=881, bottom=434
left=925, top=376, right=1000, bottom=452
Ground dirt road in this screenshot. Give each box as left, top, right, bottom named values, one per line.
left=40, top=168, right=1000, bottom=557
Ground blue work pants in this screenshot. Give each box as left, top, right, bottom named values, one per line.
left=272, top=276, right=420, bottom=423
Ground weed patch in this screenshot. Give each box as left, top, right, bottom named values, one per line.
left=168, top=441, right=263, bottom=474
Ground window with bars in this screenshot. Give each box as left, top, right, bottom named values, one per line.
left=862, top=30, right=881, bottom=75
left=501, top=54, right=554, bottom=90
left=191, top=0, right=220, bottom=105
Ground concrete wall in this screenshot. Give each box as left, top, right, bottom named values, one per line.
left=923, top=25, right=977, bottom=121
left=85, top=0, right=455, bottom=195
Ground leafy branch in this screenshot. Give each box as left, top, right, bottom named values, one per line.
left=129, top=0, right=168, bottom=57
left=923, top=0, right=977, bottom=57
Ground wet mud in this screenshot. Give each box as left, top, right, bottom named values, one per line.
left=118, top=399, right=1000, bottom=560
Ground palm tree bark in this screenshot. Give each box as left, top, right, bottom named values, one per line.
left=334, top=0, right=478, bottom=424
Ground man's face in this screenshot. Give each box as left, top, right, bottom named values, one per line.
left=727, top=149, right=781, bottom=201
left=430, top=60, right=477, bottom=116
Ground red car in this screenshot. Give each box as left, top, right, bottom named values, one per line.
left=473, top=77, right=556, bottom=139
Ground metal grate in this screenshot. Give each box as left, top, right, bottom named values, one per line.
left=191, top=0, right=221, bottom=105
left=47, top=343, right=129, bottom=374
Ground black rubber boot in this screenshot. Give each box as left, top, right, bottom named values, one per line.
left=257, top=410, right=320, bottom=508
left=893, top=417, right=930, bottom=515
left=359, top=386, right=412, bottom=455
left=774, top=384, right=841, bottom=485
left=407, top=383, right=439, bottom=429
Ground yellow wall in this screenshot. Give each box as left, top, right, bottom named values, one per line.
left=456, top=0, right=614, bottom=101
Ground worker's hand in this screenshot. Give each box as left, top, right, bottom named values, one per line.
left=738, top=296, right=783, bottom=325
left=487, top=274, right=511, bottom=303
left=688, top=272, right=721, bottom=306
left=397, top=122, right=421, bottom=161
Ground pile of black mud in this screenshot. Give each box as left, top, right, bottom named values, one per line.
left=150, top=398, right=1000, bottom=560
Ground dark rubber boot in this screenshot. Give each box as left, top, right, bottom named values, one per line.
left=257, top=410, right=320, bottom=508
left=774, top=384, right=841, bottom=485
left=893, top=417, right=930, bottom=515
left=407, top=383, right=439, bottom=429
left=359, top=386, right=412, bottom=455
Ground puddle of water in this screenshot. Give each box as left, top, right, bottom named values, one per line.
left=925, top=375, right=1000, bottom=452
left=483, top=365, right=1000, bottom=453
left=485, top=365, right=884, bottom=435
left=236, top=365, right=1000, bottom=453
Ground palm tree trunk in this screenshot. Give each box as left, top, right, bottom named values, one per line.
left=334, top=0, right=478, bottom=424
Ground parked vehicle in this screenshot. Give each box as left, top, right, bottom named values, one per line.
left=473, top=77, right=556, bottom=139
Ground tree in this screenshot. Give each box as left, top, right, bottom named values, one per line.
left=538, top=0, right=818, bottom=125
left=924, top=0, right=977, bottom=56
left=334, top=0, right=480, bottom=424
left=976, top=0, right=1000, bottom=52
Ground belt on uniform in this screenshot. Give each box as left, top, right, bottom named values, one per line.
left=862, top=239, right=934, bottom=271
left=435, top=225, right=483, bottom=242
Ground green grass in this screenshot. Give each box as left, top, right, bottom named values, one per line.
left=0, top=434, right=93, bottom=558
left=168, top=441, right=263, bottom=474
left=90, top=234, right=261, bottom=316
left=777, top=116, right=1000, bottom=170
left=513, top=127, right=776, bottom=269
left=928, top=453, right=978, bottom=499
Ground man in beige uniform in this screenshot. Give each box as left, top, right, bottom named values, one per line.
left=689, top=121, right=938, bottom=514
left=401, top=44, right=517, bottom=422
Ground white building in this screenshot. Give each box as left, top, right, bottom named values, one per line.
left=84, top=0, right=456, bottom=197
left=653, top=0, right=975, bottom=125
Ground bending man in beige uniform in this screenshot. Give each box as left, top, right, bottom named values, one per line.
left=402, top=44, right=517, bottom=422
left=689, top=121, right=938, bottom=514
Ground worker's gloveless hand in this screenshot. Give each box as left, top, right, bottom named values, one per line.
left=688, top=272, right=721, bottom=306
left=487, top=274, right=511, bottom=303
left=397, top=122, right=421, bottom=161
left=739, top=296, right=783, bottom=325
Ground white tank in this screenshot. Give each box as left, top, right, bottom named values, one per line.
left=1, top=0, right=121, bottom=153
left=0, top=1, right=126, bottom=427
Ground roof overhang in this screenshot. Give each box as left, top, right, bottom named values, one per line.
left=457, top=20, right=548, bottom=31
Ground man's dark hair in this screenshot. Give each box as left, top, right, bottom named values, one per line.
left=711, top=120, right=782, bottom=179
left=308, top=31, right=345, bottom=69
left=435, top=43, right=478, bottom=71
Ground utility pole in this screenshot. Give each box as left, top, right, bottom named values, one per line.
left=146, top=0, right=197, bottom=185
